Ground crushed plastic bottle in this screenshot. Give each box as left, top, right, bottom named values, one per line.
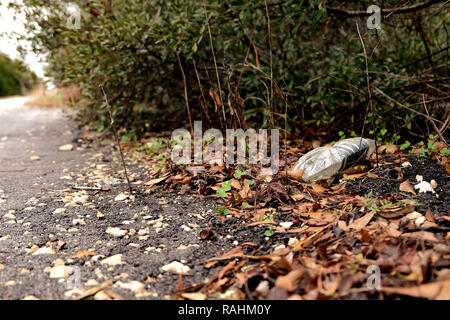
left=293, top=137, right=376, bottom=182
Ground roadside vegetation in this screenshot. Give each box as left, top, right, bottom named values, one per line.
left=0, top=52, right=40, bottom=97
left=11, top=0, right=449, bottom=142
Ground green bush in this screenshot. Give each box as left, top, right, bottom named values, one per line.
left=14, top=0, right=449, bottom=140
left=0, top=53, right=39, bottom=97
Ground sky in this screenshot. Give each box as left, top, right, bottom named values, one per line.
left=0, top=0, right=48, bottom=82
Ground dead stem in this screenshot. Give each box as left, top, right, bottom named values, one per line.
left=100, top=86, right=133, bottom=195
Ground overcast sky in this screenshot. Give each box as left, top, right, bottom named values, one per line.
left=0, top=0, right=47, bottom=81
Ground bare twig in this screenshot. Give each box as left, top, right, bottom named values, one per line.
left=400, top=45, right=450, bottom=69
left=265, top=0, right=275, bottom=129
left=176, top=52, right=194, bottom=136
left=72, top=186, right=110, bottom=192
left=374, top=87, right=445, bottom=125
left=422, top=94, right=447, bottom=144
left=100, top=86, right=133, bottom=195
left=202, top=1, right=225, bottom=126
left=193, top=60, right=212, bottom=125
left=412, top=12, right=437, bottom=75
left=284, top=87, right=289, bottom=192
left=75, top=280, right=113, bottom=300
left=356, top=22, right=379, bottom=167
left=439, top=113, right=450, bottom=134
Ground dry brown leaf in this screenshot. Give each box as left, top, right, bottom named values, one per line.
left=378, top=206, right=412, bottom=219
left=386, top=144, right=400, bottom=154
left=252, top=43, right=261, bottom=69
left=349, top=211, right=375, bottom=231
left=239, top=182, right=251, bottom=199
left=402, top=231, right=440, bottom=242
left=382, top=279, right=450, bottom=300
left=213, top=246, right=243, bottom=260
left=310, top=183, right=328, bottom=193
left=291, top=193, right=306, bottom=201
left=219, top=260, right=236, bottom=279
left=399, top=180, right=416, bottom=194
left=230, top=179, right=241, bottom=190
left=293, top=226, right=330, bottom=251
left=209, top=87, right=222, bottom=111
left=342, top=173, right=366, bottom=180
left=287, top=169, right=303, bottom=181
left=204, top=261, right=218, bottom=269
left=275, top=268, right=306, bottom=292
left=72, top=250, right=95, bottom=259
left=145, top=174, right=170, bottom=188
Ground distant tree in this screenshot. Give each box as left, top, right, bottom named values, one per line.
left=0, top=53, right=40, bottom=97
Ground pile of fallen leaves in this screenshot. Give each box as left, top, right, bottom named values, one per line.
left=132, top=135, right=450, bottom=300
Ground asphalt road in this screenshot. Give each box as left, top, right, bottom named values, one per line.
left=0, top=97, right=254, bottom=300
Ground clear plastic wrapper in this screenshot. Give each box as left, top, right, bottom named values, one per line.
left=293, top=137, right=376, bottom=182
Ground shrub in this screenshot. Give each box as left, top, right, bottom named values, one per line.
left=0, top=53, right=39, bottom=97
left=13, top=0, right=449, bottom=140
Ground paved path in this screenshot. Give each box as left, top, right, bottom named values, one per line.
left=0, top=98, right=247, bottom=300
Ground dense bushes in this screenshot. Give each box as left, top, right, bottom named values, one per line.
left=14, top=0, right=449, bottom=140
left=0, top=53, right=39, bottom=97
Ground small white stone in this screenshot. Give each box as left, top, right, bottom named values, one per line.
left=106, top=227, right=128, bottom=237
left=49, top=265, right=72, bottom=278
left=52, top=208, right=66, bottom=215
left=288, top=238, right=299, bottom=247
left=3, top=213, right=16, bottom=220
left=180, top=225, right=191, bottom=232
left=401, top=162, right=412, bottom=168
left=161, top=261, right=191, bottom=275
left=116, top=280, right=146, bottom=294
left=72, top=218, right=85, bottom=226
left=430, top=180, right=438, bottom=190
left=59, top=144, right=74, bottom=151
left=415, top=216, right=426, bottom=226
left=101, top=254, right=124, bottom=266
left=406, top=211, right=423, bottom=220
left=0, top=235, right=12, bottom=241
left=255, top=280, right=270, bottom=296
left=32, top=247, right=56, bottom=255
left=273, top=244, right=286, bottom=254
left=85, top=279, right=99, bottom=286
left=280, top=222, right=293, bottom=230
left=153, top=221, right=163, bottom=228
left=138, top=228, right=150, bottom=235
left=414, top=181, right=435, bottom=194
left=114, top=194, right=128, bottom=202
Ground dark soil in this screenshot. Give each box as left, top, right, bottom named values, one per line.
left=348, top=156, right=450, bottom=218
